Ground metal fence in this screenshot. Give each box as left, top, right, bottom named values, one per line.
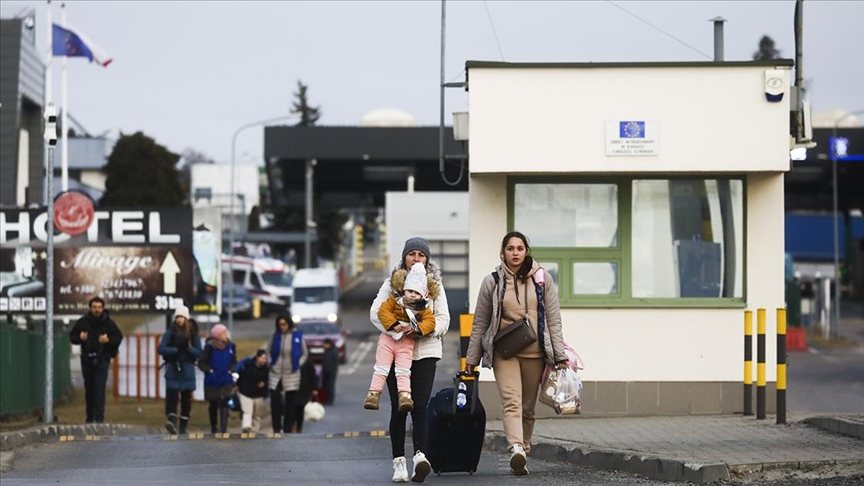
left=0, top=323, right=72, bottom=417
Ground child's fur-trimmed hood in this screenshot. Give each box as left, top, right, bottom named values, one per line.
left=389, top=261, right=442, bottom=300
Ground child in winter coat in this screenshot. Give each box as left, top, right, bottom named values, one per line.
left=198, top=324, right=237, bottom=434
left=235, top=349, right=269, bottom=434
left=365, top=262, right=437, bottom=412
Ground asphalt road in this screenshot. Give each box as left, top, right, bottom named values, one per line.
left=9, top=272, right=862, bottom=484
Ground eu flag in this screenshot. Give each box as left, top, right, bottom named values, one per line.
left=619, top=121, right=645, bottom=138
left=52, top=23, right=112, bottom=67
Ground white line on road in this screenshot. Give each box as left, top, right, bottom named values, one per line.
left=343, top=339, right=375, bottom=376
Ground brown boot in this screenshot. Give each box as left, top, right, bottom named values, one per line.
left=364, top=390, right=381, bottom=410
left=397, top=391, right=414, bottom=413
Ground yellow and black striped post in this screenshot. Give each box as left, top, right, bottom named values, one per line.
left=743, top=310, right=753, bottom=416
left=756, top=308, right=766, bottom=420
left=459, top=314, right=473, bottom=371
left=776, top=307, right=787, bottom=425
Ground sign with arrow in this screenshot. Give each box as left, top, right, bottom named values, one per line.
left=160, top=251, right=180, bottom=294
left=1, top=207, right=193, bottom=314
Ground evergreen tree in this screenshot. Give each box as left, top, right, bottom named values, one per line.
left=753, top=35, right=781, bottom=60
left=291, top=80, right=321, bottom=126
left=101, top=131, right=184, bottom=207
left=316, top=208, right=349, bottom=261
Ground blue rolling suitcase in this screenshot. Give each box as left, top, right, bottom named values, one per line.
left=426, top=371, right=486, bottom=475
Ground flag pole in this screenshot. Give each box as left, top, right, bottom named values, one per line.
left=60, top=2, right=68, bottom=192
left=45, top=0, right=53, bottom=204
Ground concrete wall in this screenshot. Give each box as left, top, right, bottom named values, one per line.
left=385, top=191, right=469, bottom=268
left=468, top=64, right=791, bottom=174
left=191, top=163, right=260, bottom=215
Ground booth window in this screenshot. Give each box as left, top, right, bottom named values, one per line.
left=511, top=177, right=744, bottom=307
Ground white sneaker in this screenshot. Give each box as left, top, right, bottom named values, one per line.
left=392, top=456, right=409, bottom=483
left=509, top=444, right=528, bottom=476
left=411, top=451, right=431, bottom=483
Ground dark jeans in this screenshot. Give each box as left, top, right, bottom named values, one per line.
left=322, top=370, right=337, bottom=405
left=208, top=400, right=229, bottom=433
left=165, top=388, right=192, bottom=419
left=270, top=382, right=299, bottom=433
left=81, top=357, right=110, bottom=423
left=387, top=357, right=438, bottom=458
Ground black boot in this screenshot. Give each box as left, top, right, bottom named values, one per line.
left=179, top=416, right=189, bottom=435
left=219, top=406, right=229, bottom=434
left=165, top=413, right=178, bottom=435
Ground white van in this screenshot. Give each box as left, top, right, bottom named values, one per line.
left=222, top=256, right=293, bottom=315
left=290, top=268, right=340, bottom=323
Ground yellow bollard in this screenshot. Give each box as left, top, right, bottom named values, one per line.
left=459, top=314, right=473, bottom=371
left=743, top=310, right=753, bottom=416
left=756, top=308, right=766, bottom=420
left=252, top=299, right=261, bottom=319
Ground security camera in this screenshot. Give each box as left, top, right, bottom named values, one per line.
left=44, top=104, right=58, bottom=146
left=24, top=16, right=35, bottom=29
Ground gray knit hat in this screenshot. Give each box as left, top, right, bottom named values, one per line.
left=401, top=237, right=431, bottom=263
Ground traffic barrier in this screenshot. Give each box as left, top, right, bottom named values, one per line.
left=112, top=333, right=206, bottom=402
left=776, top=307, right=787, bottom=425
left=743, top=310, right=753, bottom=416
left=756, top=308, right=766, bottom=420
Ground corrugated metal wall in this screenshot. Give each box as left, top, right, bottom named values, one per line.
left=0, top=323, right=72, bottom=417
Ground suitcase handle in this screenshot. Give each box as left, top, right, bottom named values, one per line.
left=452, top=371, right=481, bottom=415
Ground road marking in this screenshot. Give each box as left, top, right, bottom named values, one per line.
left=344, top=339, right=375, bottom=376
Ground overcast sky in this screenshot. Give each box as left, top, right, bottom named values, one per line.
left=2, top=0, right=863, bottom=166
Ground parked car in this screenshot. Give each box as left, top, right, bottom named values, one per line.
left=297, top=320, right=349, bottom=364
left=221, top=285, right=252, bottom=318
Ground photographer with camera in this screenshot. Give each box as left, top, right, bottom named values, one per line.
left=69, top=296, right=124, bottom=423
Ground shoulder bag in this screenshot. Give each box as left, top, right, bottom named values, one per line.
left=493, top=275, right=537, bottom=359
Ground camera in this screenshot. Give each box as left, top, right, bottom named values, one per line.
left=44, top=105, right=58, bottom=146
left=86, top=352, right=101, bottom=367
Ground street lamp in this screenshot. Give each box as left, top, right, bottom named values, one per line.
left=228, top=115, right=297, bottom=335
left=829, top=108, right=864, bottom=338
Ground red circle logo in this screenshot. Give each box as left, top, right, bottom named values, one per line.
left=54, top=191, right=95, bottom=236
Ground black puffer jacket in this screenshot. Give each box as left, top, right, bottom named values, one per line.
left=69, top=309, right=123, bottom=361
left=236, top=359, right=270, bottom=399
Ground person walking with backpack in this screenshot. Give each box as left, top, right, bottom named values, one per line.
left=465, top=231, right=568, bottom=476
left=68, top=296, right=123, bottom=423
left=198, top=324, right=237, bottom=434
left=158, top=305, right=202, bottom=435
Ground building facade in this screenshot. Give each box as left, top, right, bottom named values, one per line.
left=466, top=60, right=793, bottom=416
left=0, top=17, right=45, bottom=207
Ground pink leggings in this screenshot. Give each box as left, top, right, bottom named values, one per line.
left=370, top=333, right=413, bottom=393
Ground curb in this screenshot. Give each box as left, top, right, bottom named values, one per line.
left=1, top=423, right=159, bottom=451
left=484, top=432, right=863, bottom=485
left=804, top=416, right=864, bottom=440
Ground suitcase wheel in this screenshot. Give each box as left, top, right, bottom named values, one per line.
left=469, top=470, right=475, bottom=475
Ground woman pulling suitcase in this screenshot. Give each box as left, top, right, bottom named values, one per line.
left=370, top=237, right=450, bottom=483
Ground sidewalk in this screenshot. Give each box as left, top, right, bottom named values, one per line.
left=484, top=413, right=863, bottom=484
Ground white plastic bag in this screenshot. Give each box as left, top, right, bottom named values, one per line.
left=304, top=401, right=325, bottom=422
left=539, top=368, right=582, bottom=415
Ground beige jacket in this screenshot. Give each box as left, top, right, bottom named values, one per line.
left=465, top=261, right=566, bottom=369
